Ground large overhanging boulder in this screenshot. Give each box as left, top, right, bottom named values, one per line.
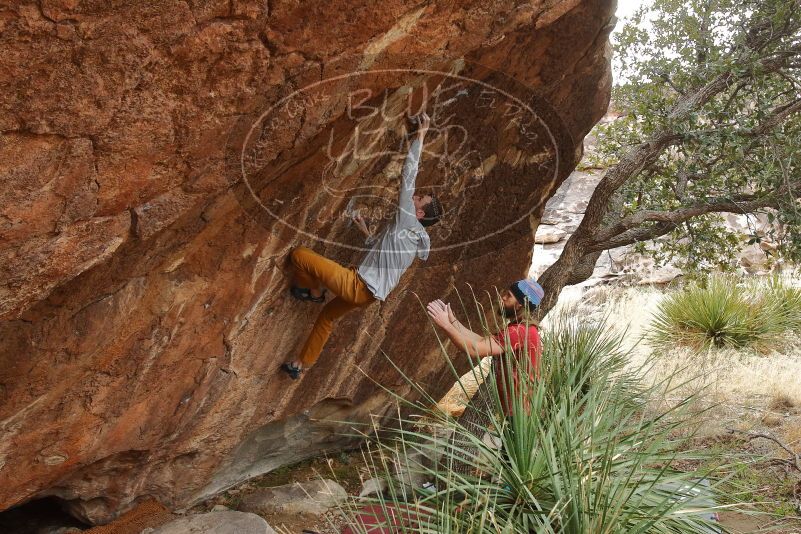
left=0, top=0, right=614, bottom=524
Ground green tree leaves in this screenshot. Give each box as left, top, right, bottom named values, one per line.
left=600, top=0, right=801, bottom=270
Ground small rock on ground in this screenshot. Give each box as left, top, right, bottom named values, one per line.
left=239, top=479, right=348, bottom=516
left=357, top=478, right=388, bottom=499
left=143, top=511, right=276, bottom=534
left=534, top=225, right=567, bottom=244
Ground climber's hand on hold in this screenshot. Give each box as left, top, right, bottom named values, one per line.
left=417, top=112, right=431, bottom=140
left=427, top=299, right=455, bottom=330
left=352, top=213, right=373, bottom=239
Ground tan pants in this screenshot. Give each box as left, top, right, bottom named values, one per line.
left=290, top=247, right=375, bottom=367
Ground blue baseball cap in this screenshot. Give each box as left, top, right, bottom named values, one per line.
left=509, top=278, right=545, bottom=308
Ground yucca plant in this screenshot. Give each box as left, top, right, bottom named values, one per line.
left=650, top=275, right=801, bottom=352
left=756, top=275, right=801, bottom=335
left=333, top=295, right=745, bottom=533
left=650, top=276, right=755, bottom=350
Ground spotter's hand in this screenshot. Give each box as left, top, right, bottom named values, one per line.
left=427, top=299, right=456, bottom=329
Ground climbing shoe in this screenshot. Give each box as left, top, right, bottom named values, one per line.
left=290, top=286, right=326, bottom=303
left=281, top=362, right=303, bottom=380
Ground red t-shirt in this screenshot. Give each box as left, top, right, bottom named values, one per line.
left=492, top=323, right=541, bottom=416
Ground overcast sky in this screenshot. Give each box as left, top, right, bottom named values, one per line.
left=615, top=0, right=646, bottom=30
left=612, top=0, right=647, bottom=80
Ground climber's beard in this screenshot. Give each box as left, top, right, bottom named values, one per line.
left=498, top=305, right=520, bottom=321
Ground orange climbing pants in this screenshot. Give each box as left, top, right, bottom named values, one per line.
left=290, top=247, right=375, bottom=367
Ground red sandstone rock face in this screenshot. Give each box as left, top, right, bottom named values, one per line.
left=0, top=0, right=613, bottom=524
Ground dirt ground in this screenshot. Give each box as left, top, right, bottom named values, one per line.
left=194, top=405, right=801, bottom=533
left=190, top=451, right=369, bottom=534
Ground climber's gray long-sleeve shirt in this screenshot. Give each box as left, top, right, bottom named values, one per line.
left=357, top=138, right=430, bottom=301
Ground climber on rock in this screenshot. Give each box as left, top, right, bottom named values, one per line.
left=281, top=112, right=444, bottom=380
left=425, top=278, right=544, bottom=417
